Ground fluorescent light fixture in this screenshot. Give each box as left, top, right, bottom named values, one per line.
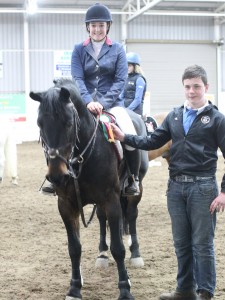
left=27, top=0, right=37, bottom=15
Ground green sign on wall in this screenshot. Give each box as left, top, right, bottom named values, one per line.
left=0, top=93, right=26, bottom=117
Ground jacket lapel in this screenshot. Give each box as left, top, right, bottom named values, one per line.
left=98, top=43, right=110, bottom=60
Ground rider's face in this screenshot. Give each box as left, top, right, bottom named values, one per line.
left=88, top=22, right=108, bottom=42
left=128, top=64, right=134, bottom=74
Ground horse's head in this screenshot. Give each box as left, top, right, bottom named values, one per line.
left=30, top=85, right=80, bottom=186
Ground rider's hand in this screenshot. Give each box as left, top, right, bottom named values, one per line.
left=87, top=102, right=103, bottom=115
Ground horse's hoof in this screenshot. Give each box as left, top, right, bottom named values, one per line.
left=118, top=289, right=134, bottom=300
left=65, top=296, right=81, bottom=300
left=95, top=251, right=109, bottom=268
left=129, top=257, right=144, bottom=267
left=95, top=257, right=109, bottom=268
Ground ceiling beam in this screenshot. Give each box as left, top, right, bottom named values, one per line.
left=126, top=0, right=163, bottom=22
left=215, top=3, right=225, bottom=13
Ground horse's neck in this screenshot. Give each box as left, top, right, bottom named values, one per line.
left=74, top=100, right=97, bottom=150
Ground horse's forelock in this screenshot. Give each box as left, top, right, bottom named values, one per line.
left=39, top=87, right=66, bottom=118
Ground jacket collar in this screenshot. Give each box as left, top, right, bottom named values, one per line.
left=83, top=36, right=112, bottom=46
left=177, top=102, right=216, bottom=116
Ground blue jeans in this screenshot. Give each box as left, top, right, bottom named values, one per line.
left=167, top=177, right=218, bottom=296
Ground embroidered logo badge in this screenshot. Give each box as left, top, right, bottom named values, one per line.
left=201, top=116, right=210, bottom=124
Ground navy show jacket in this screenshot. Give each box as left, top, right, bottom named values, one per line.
left=71, top=37, right=127, bottom=110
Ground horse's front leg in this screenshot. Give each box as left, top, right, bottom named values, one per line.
left=126, top=188, right=144, bottom=267
left=106, top=198, right=134, bottom=300
left=95, top=205, right=109, bottom=268
left=58, top=198, right=83, bottom=300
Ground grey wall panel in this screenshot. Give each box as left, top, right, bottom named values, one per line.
left=30, top=51, right=54, bottom=91
left=128, top=16, right=214, bottom=41
left=221, top=24, right=225, bottom=91
left=222, top=50, right=225, bottom=91
left=0, top=14, right=24, bottom=49
left=127, top=43, right=217, bottom=114
left=0, top=51, right=24, bottom=93
left=0, top=14, right=24, bottom=93
left=29, top=14, right=86, bottom=50
left=29, top=14, right=121, bottom=50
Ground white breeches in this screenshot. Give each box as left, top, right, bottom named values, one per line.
left=109, top=106, right=137, bottom=151
left=0, top=125, right=17, bottom=179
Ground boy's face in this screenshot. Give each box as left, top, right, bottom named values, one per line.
left=183, top=77, right=209, bottom=107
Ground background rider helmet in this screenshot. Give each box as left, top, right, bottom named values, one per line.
left=126, top=52, right=141, bottom=66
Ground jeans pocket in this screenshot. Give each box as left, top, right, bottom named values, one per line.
left=197, top=180, right=217, bottom=197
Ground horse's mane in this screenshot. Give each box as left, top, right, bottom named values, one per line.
left=53, top=78, right=81, bottom=102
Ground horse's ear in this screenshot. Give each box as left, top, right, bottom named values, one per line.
left=60, top=87, right=71, bottom=103
left=30, top=92, right=42, bottom=103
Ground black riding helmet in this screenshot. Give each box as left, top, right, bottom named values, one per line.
left=85, top=3, right=112, bottom=34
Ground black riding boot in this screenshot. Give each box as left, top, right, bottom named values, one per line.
left=41, top=156, right=56, bottom=196
left=124, top=149, right=141, bottom=195
left=41, top=182, right=56, bottom=196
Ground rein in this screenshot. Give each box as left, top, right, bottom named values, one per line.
left=69, top=114, right=99, bottom=228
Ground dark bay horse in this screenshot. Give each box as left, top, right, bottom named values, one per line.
left=30, top=78, right=148, bottom=300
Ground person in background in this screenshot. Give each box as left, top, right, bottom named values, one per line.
left=110, top=64, right=225, bottom=300
left=41, top=3, right=141, bottom=196
left=0, top=117, right=18, bottom=185
left=120, top=52, right=147, bottom=116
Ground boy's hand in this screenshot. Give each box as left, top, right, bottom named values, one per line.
left=110, top=123, right=125, bottom=142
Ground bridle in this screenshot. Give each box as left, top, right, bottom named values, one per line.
left=40, top=101, right=100, bottom=227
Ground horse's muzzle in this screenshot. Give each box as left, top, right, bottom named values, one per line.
left=46, top=172, right=70, bottom=187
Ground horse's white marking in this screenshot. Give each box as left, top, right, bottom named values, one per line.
left=98, top=251, right=108, bottom=257
left=128, top=279, right=132, bottom=287
left=127, top=235, right=132, bottom=247
left=80, top=267, right=83, bottom=286
left=129, top=257, right=144, bottom=267
left=95, top=252, right=109, bottom=269
left=65, top=296, right=81, bottom=300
